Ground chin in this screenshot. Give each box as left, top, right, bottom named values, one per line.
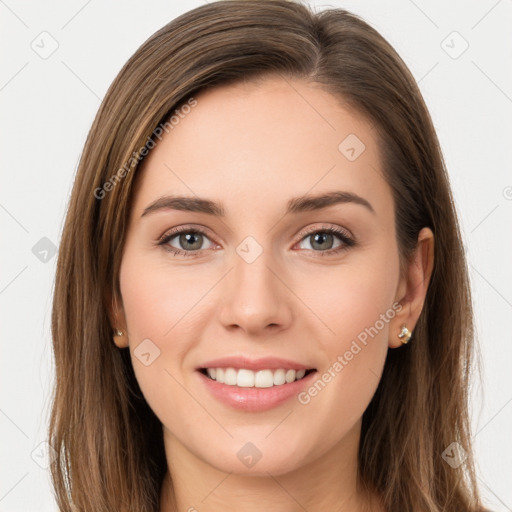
left=198, top=440, right=310, bottom=477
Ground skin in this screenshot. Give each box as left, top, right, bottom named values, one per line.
left=110, top=76, right=434, bottom=512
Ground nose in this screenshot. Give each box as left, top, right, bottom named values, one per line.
left=217, top=247, right=293, bottom=336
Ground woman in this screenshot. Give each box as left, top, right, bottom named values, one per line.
left=49, top=1, right=491, bottom=510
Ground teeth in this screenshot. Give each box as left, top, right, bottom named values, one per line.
left=273, top=369, right=286, bottom=386
left=255, top=369, right=273, bottom=388
left=285, top=369, right=296, bottom=383
left=237, top=369, right=255, bottom=387
left=224, top=367, right=237, bottom=385
left=204, top=367, right=311, bottom=387
left=296, top=369, right=306, bottom=380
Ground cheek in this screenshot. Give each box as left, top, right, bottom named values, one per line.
left=118, top=254, right=192, bottom=400
left=294, top=252, right=399, bottom=423
left=120, top=252, right=211, bottom=342
left=301, top=249, right=399, bottom=349
left=119, top=251, right=229, bottom=431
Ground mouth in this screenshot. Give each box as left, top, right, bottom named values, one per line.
left=195, top=355, right=318, bottom=411
left=198, top=367, right=317, bottom=388
left=197, top=366, right=318, bottom=412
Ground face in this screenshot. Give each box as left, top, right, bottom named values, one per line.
left=114, top=76, right=411, bottom=476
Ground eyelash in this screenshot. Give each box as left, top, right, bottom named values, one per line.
left=157, top=224, right=356, bottom=258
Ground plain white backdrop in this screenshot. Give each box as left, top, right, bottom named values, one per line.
left=1, top=0, right=511, bottom=510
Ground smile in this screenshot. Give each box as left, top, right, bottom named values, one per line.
left=200, top=367, right=315, bottom=388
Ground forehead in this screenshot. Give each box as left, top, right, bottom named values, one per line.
left=132, top=76, right=392, bottom=220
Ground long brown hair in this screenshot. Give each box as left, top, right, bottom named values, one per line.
left=49, top=1, right=489, bottom=510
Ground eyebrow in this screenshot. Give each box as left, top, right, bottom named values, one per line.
left=141, top=190, right=375, bottom=218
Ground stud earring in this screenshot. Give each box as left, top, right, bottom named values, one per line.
left=114, top=329, right=124, bottom=337
left=398, top=324, right=412, bottom=344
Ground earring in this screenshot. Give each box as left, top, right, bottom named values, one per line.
left=114, top=329, right=124, bottom=337
left=398, top=324, right=412, bottom=344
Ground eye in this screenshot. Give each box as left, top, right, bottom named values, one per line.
left=158, top=225, right=215, bottom=257
left=295, top=225, right=355, bottom=256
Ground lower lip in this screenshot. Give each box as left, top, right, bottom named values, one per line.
left=197, top=370, right=317, bottom=412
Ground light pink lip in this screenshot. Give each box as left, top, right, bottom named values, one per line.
left=197, top=355, right=315, bottom=371
left=196, top=369, right=317, bottom=412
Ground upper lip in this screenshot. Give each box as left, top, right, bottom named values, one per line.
left=198, top=355, right=315, bottom=372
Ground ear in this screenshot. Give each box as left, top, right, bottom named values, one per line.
left=389, top=227, right=435, bottom=348
left=104, top=286, right=129, bottom=348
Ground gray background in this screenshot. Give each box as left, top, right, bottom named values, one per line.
left=1, top=0, right=511, bottom=510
